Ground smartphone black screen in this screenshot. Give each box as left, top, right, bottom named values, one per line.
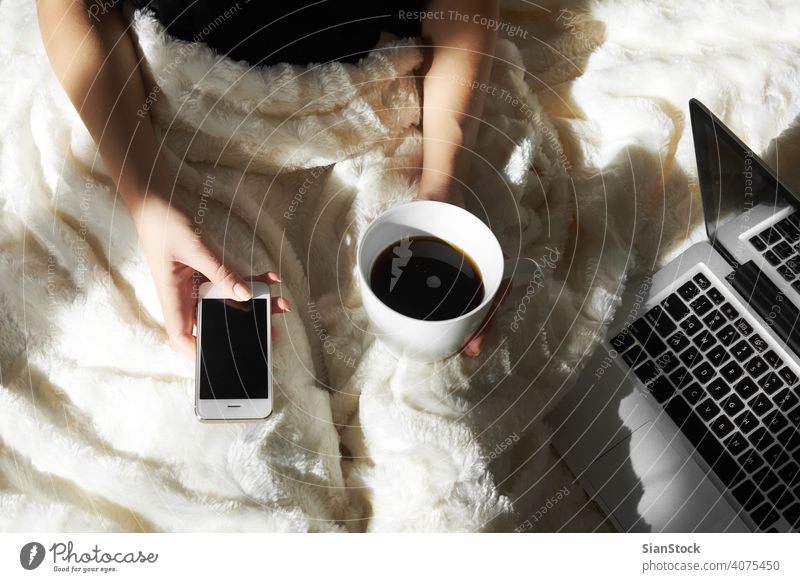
left=198, top=297, right=270, bottom=400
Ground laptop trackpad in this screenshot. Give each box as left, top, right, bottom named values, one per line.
left=584, top=421, right=745, bottom=532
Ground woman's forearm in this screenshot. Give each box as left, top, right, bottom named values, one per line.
left=419, top=0, right=499, bottom=204
left=37, top=0, right=172, bottom=219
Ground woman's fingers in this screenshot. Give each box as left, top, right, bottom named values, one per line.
left=252, top=271, right=292, bottom=313
left=186, top=243, right=252, bottom=301
left=462, top=278, right=512, bottom=358
left=271, top=296, right=291, bottom=314
left=251, top=271, right=282, bottom=285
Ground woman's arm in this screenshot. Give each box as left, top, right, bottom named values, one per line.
left=37, top=0, right=171, bottom=216
left=37, top=1, right=286, bottom=357
left=418, top=0, right=499, bottom=206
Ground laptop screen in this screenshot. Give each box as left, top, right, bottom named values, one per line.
left=689, top=99, right=796, bottom=243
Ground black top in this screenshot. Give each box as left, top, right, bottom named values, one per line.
left=127, top=0, right=424, bottom=66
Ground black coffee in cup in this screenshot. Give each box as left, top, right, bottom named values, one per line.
left=369, top=235, right=484, bottom=321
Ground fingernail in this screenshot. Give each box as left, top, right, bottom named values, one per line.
left=234, top=282, right=252, bottom=301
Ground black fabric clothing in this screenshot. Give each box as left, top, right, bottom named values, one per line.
left=127, top=0, right=424, bottom=66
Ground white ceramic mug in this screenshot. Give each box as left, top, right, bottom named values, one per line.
left=357, top=200, right=540, bottom=362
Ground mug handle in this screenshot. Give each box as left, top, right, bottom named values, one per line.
left=502, top=257, right=542, bottom=287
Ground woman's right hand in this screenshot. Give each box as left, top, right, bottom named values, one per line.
left=131, top=195, right=290, bottom=359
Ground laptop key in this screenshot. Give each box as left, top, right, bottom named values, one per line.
left=778, top=462, right=800, bottom=486
left=706, top=345, right=729, bottom=367
left=734, top=410, right=759, bottom=434
left=630, top=318, right=653, bottom=343
left=767, top=484, right=789, bottom=508
left=763, top=443, right=789, bottom=468
left=721, top=393, right=745, bottom=417
left=775, top=389, right=799, bottom=412
left=682, top=382, right=704, bottom=405
left=697, top=398, right=720, bottom=421
left=777, top=265, right=796, bottom=282
left=711, top=415, right=735, bottom=439
left=645, top=305, right=677, bottom=336
left=693, top=330, right=717, bottom=351
left=666, top=331, right=690, bottom=352
left=785, top=503, right=800, bottom=528
left=690, top=295, right=713, bottom=316
left=750, top=236, right=768, bottom=252
left=646, top=376, right=675, bottom=404
left=762, top=227, right=783, bottom=246
left=731, top=340, right=754, bottom=362
left=693, top=362, right=716, bottom=384
left=707, top=288, right=725, bottom=305
left=775, top=241, right=794, bottom=260
left=785, top=406, right=800, bottom=428
left=707, top=378, right=731, bottom=400
left=622, top=345, right=646, bottom=367
left=745, top=356, right=768, bottom=379
left=778, top=367, right=798, bottom=386
left=776, top=218, right=800, bottom=240
left=760, top=372, right=784, bottom=395
left=720, top=303, right=740, bottom=321
left=724, top=431, right=749, bottom=456
left=752, top=502, right=781, bottom=530
left=749, top=334, right=768, bottom=353
left=702, top=311, right=726, bottom=331
left=693, top=273, right=711, bottom=289
left=718, top=325, right=739, bottom=346
left=763, top=410, right=789, bottom=434
left=681, top=315, right=703, bottom=336
left=720, top=361, right=744, bottom=383
left=654, top=352, right=679, bottom=373
left=631, top=319, right=667, bottom=357
left=662, top=294, right=689, bottom=321
left=733, top=480, right=764, bottom=511
left=610, top=329, right=634, bottom=352
left=667, top=397, right=712, bottom=448
left=669, top=366, right=692, bottom=388
left=764, top=250, right=781, bottom=266
left=677, top=281, right=700, bottom=301
left=786, top=258, right=800, bottom=275
left=753, top=467, right=780, bottom=491
left=734, top=377, right=759, bottom=400
left=749, top=427, right=776, bottom=451
left=664, top=394, right=692, bottom=425
left=734, top=318, right=753, bottom=336
left=751, top=394, right=775, bottom=417
left=634, top=361, right=660, bottom=384
left=707, top=449, right=744, bottom=486
left=763, top=350, right=781, bottom=367
left=794, top=280, right=800, bottom=295
left=785, top=431, right=800, bottom=452
left=740, top=450, right=765, bottom=473
left=679, top=346, right=702, bottom=367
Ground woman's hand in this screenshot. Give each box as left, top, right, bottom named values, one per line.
left=132, top=195, right=290, bottom=359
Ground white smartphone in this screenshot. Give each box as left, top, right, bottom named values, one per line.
left=194, top=281, right=273, bottom=421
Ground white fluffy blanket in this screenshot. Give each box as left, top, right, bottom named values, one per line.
left=2, top=0, right=800, bottom=532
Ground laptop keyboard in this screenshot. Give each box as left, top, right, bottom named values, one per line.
left=748, top=211, right=800, bottom=295
left=609, top=272, right=800, bottom=531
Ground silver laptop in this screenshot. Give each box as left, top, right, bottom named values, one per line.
left=548, top=99, right=800, bottom=532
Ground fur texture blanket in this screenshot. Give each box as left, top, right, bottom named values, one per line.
left=1, top=0, right=800, bottom=532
